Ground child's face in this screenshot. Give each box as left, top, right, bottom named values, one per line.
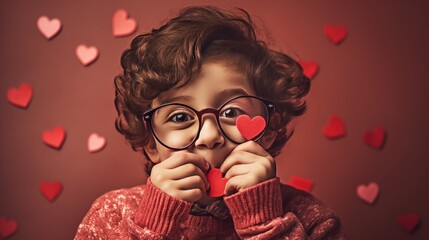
left=147, top=61, right=272, bottom=164
left=144, top=60, right=276, bottom=202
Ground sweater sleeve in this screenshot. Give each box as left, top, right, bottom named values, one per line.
left=74, top=178, right=192, bottom=240
left=223, top=177, right=345, bottom=240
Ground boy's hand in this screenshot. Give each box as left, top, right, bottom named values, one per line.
left=220, top=141, right=276, bottom=196
left=150, top=152, right=211, bottom=203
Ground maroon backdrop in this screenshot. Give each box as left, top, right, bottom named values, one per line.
left=1, top=1, right=428, bottom=239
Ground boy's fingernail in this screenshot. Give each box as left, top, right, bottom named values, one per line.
left=205, top=162, right=210, bottom=169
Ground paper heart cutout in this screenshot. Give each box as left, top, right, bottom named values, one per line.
left=287, top=176, right=314, bottom=192
left=324, top=24, right=348, bottom=45
left=112, top=9, right=138, bottom=37
left=7, top=83, right=33, bottom=109
left=363, top=127, right=386, bottom=150
left=236, top=115, right=266, bottom=140
left=88, top=133, right=107, bottom=153
left=323, top=115, right=346, bottom=139
left=40, top=181, right=63, bottom=202
left=42, top=125, right=66, bottom=149
left=0, top=217, right=18, bottom=238
left=299, top=60, right=319, bottom=80
left=76, top=44, right=99, bottom=66
left=206, top=168, right=228, bottom=197
left=356, top=182, right=379, bottom=205
left=397, top=213, right=420, bottom=233
left=37, top=16, right=62, bottom=40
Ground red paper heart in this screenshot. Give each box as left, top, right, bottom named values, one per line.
left=112, top=9, right=138, bottom=37
left=37, top=16, right=62, bottom=40
left=40, top=181, right=63, bottom=202
left=323, top=115, right=346, bottom=139
left=236, top=115, right=266, bottom=140
left=76, top=44, right=99, bottom=66
left=206, top=168, right=228, bottom=197
left=7, top=83, right=33, bottom=109
left=42, top=125, right=66, bottom=149
left=397, top=213, right=420, bottom=233
left=287, top=176, right=314, bottom=192
left=0, top=217, right=18, bottom=238
left=363, top=127, right=386, bottom=150
left=324, top=24, right=348, bottom=45
left=299, top=60, right=319, bottom=80
left=88, top=133, right=107, bottom=153
left=356, top=182, right=379, bottom=205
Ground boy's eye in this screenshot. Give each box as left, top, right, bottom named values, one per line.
left=220, top=108, right=244, bottom=118
left=168, top=113, right=194, bottom=123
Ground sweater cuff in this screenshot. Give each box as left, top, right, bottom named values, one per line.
left=223, top=177, right=283, bottom=229
left=134, top=177, right=192, bottom=238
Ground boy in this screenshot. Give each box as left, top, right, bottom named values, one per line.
left=75, top=5, right=345, bottom=239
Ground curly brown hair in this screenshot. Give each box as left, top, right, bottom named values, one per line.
left=114, top=5, right=311, bottom=176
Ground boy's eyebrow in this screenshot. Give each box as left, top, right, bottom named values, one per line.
left=159, top=88, right=249, bottom=106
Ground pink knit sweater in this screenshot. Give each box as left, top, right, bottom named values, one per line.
left=74, top=177, right=345, bottom=239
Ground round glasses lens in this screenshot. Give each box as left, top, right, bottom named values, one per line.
left=151, top=104, right=199, bottom=149
left=219, top=97, right=269, bottom=143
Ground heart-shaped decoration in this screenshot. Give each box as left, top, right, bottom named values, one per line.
left=42, top=125, right=66, bottom=149
left=299, top=60, right=319, bottom=80
left=236, top=115, right=266, bottom=140
left=40, top=181, right=63, bottom=202
left=112, top=9, right=138, bottom=37
left=37, top=16, right=62, bottom=40
left=76, top=44, right=99, bottom=66
left=363, top=127, right=386, bottom=150
left=356, top=182, right=379, bottom=205
left=287, top=176, right=314, bottom=192
left=88, top=133, right=107, bottom=153
left=7, top=83, right=33, bottom=109
left=324, top=24, right=348, bottom=45
left=397, top=213, right=420, bottom=233
left=0, top=217, right=18, bottom=238
left=323, top=115, right=346, bottom=139
left=206, top=168, right=228, bottom=197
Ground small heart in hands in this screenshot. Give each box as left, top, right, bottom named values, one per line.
left=206, top=168, right=228, bottom=197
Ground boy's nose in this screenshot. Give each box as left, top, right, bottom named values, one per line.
left=194, top=114, right=224, bottom=149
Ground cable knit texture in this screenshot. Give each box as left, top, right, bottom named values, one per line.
left=75, top=177, right=346, bottom=239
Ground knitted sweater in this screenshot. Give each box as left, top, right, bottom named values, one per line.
left=74, top=177, right=345, bottom=239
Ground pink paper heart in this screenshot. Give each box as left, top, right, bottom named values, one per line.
left=299, top=60, right=319, bottom=80
left=287, top=176, right=315, bottom=193
left=236, top=115, right=266, bottom=140
left=323, top=115, right=346, bottom=139
left=0, top=217, right=18, bottom=238
left=37, top=16, right=62, bottom=40
left=88, top=133, right=107, bottom=153
left=356, top=182, right=379, bottom=205
left=324, top=24, right=348, bottom=45
left=6, top=83, right=33, bottom=109
left=363, top=127, right=386, bottom=150
left=42, top=125, right=66, bottom=149
left=112, top=9, right=138, bottom=37
left=40, top=181, right=63, bottom=202
left=207, top=168, right=228, bottom=197
left=397, top=213, right=420, bottom=233
left=76, top=44, right=99, bottom=66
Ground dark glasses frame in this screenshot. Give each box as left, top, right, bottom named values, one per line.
left=142, top=95, right=275, bottom=150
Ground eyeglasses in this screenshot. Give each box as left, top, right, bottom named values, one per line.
left=142, top=95, right=275, bottom=150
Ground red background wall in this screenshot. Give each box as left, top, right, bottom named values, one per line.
left=1, top=0, right=428, bottom=239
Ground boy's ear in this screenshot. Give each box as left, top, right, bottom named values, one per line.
left=144, top=138, right=161, bottom=164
